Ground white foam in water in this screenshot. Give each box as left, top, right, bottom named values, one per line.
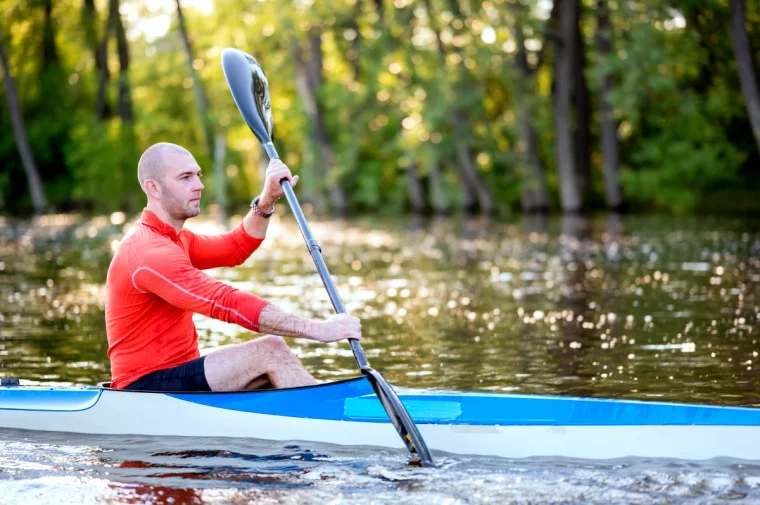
left=1, top=431, right=759, bottom=505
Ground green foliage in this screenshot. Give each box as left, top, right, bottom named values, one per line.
left=595, top=0, right=755, bottom=213
left=65, top=119, right=141, bottom=212
left=622, top=92, right=745, bottom=213
left=0, top=0, right=758, bottom=216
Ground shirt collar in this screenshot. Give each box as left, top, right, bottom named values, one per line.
left=140, top=209, right=180, bottom=241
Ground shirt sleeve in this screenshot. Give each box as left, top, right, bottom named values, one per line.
left=132, top=242, right=269, bottom=332
left=180, top=222, right=264, bottom=270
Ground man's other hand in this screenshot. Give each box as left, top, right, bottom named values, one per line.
left=259, top=159, right=298, bottom=210
left=312, top=314, right=362, bottom=343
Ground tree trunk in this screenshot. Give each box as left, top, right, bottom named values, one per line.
left=730, top=0, right=760, bottom=154
left=96, top=3, right=114, bottom=121
left=213, top=133, right=227, bottom=225
left=394, top=6, right=432, bottom=214
left=405, top=152, right=429, bottom=214
left=514, top=26, right=550, bottom=213
left=175, top=0, right=214, bottom=158
left=425, top=0, right=493, bottom=214
left=428, top=161, right=449, bottom=215
left=572, top=15, right=591, bottom=199
left=83, top=0, right=112, bottom=118
left=595, top=0, right=624, bottom=210
left=306, top=28, right=323, bottom=96
left=0, top=35, right=47, bottom=214
left=82, top=0, right=110, bottom=89
left=42, top=0, right=60, bottom=68
left=293, top=34, right=347, bottom=214
left=554, top=0, right=583, bottom=213
left=176, top=0, right=223, bottom=214
left=373, top=4, right=433, bottom=213
left=536, top=0, right=561, bottom=72
left=681, top=5, right=721, bottom=94
left=346, top=0, right=362, bottom=81
left=448, top=0, right=494, bottom=215
left=112, top=0, right=133, bottom=122
left=294, top=57, right=325, bottom=190
left=451, top=111, right=494, bottom=214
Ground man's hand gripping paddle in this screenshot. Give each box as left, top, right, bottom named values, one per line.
left=220, top=48, right=435, bottom=468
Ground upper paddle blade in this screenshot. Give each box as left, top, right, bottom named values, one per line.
left=221, top=48, right=276, bottom=154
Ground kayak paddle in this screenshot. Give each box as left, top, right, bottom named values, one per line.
left=220, top=47, right=435, bottom=467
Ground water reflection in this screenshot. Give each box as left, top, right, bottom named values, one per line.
left=0, top=213, right=758, bottom=405
left=543, top=216, right=592, bottom=396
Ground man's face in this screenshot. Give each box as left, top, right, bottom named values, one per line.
left=156, top=152, right=204, bottom=220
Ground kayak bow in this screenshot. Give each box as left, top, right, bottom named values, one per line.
left=1, top=377, right=759, bottom=461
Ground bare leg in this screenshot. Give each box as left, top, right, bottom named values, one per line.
left=245, top=374, right=273, bottom=390
left=204, top=335, right=317, bottom=391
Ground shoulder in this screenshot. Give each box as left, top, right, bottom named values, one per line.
left=131, top=225, right=184, bottom=264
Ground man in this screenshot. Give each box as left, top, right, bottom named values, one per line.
left=105, top=142, right=361, bottom=392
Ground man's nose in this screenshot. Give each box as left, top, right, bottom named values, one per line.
left=195, top=178, right=204, bottom=191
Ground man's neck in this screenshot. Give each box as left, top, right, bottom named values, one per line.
left=146, top=201, right=185, bottom=235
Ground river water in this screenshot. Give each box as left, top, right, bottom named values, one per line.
left=0, top=212, right=758, bottom=504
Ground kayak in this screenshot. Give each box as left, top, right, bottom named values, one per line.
left=1, top=376, right=759, bottom=461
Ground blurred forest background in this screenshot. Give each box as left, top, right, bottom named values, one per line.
left=1, top=0, right=759, bottom=217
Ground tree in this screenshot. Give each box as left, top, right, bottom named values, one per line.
left=0, top=32, right=47, bottom=213
left=175, top=0, right=213, bottom=157
left=293, top=28, right=348, bottom=214
left=425, top=0, right=494, bottom=214
left=1, top=0, right=758, bottom=215
left=730, top=0, right=760, bottom=154
left=513, top=17, right=550, bottom=213
left=595, top=0, right=624, bottom=210
left=572, top=9, right=591, bottom=199
left=96, top=0, right=114, bottom=121
left=82, top=0, right=111, bottom=118
left=554, top=0, right=583, bottom=213
left=113, top=0, right=133, bottom=122
left=382, top=2, right=431, bottom=213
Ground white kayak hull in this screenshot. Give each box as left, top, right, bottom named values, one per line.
left=2, top=377, right=759, bottom=461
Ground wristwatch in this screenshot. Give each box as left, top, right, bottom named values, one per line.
left=250, top=195, right=275, bottom=219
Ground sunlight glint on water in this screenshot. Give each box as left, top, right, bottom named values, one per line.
left=0, top=213, right=758, bottom=503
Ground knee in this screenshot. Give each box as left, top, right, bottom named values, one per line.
left=257, top=335, right=290, bottom=355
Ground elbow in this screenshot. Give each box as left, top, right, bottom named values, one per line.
left=231, top=252, right=251, bottom=267
left=233, top=244, right=260, bottom=266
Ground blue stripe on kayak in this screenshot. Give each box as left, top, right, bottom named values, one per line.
left=344, top=398, right=463, bottom=422
left=165, top=378, right=760, bottom=426
left=0, top=387, right=101, bottom=412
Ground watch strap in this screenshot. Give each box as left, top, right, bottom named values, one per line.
left=251, top=195, right=275, bottom=218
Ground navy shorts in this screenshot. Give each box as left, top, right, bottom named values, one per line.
left=124, top=356, right=211, bottom=392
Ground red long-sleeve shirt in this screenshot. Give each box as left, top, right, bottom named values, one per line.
left=105, top=209, right=269, bottom=389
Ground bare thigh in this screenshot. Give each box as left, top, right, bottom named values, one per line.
left=203, top=335, right=317, bottom=391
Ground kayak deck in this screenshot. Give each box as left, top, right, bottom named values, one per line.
left=1, top=377, right=759, bottom=460
left=3, top=376, right=759, bottom=425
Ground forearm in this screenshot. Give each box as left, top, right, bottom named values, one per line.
left=247, top=158, right=297, bottom=239
left=257, top=303, right=321, bottom=339
left=242, top=202, right=272, bottom=239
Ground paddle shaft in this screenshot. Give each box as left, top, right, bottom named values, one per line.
left=281, top=180, right=370, bottom=368
left=260, top=151, right=433, bottom=466
left=260, top=148, right=369, bottom=366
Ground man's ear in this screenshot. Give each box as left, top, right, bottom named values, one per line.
left=145, top=180, right=161, bottom=199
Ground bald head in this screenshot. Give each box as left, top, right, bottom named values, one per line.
left=137, top=143, right=193, bottom=192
